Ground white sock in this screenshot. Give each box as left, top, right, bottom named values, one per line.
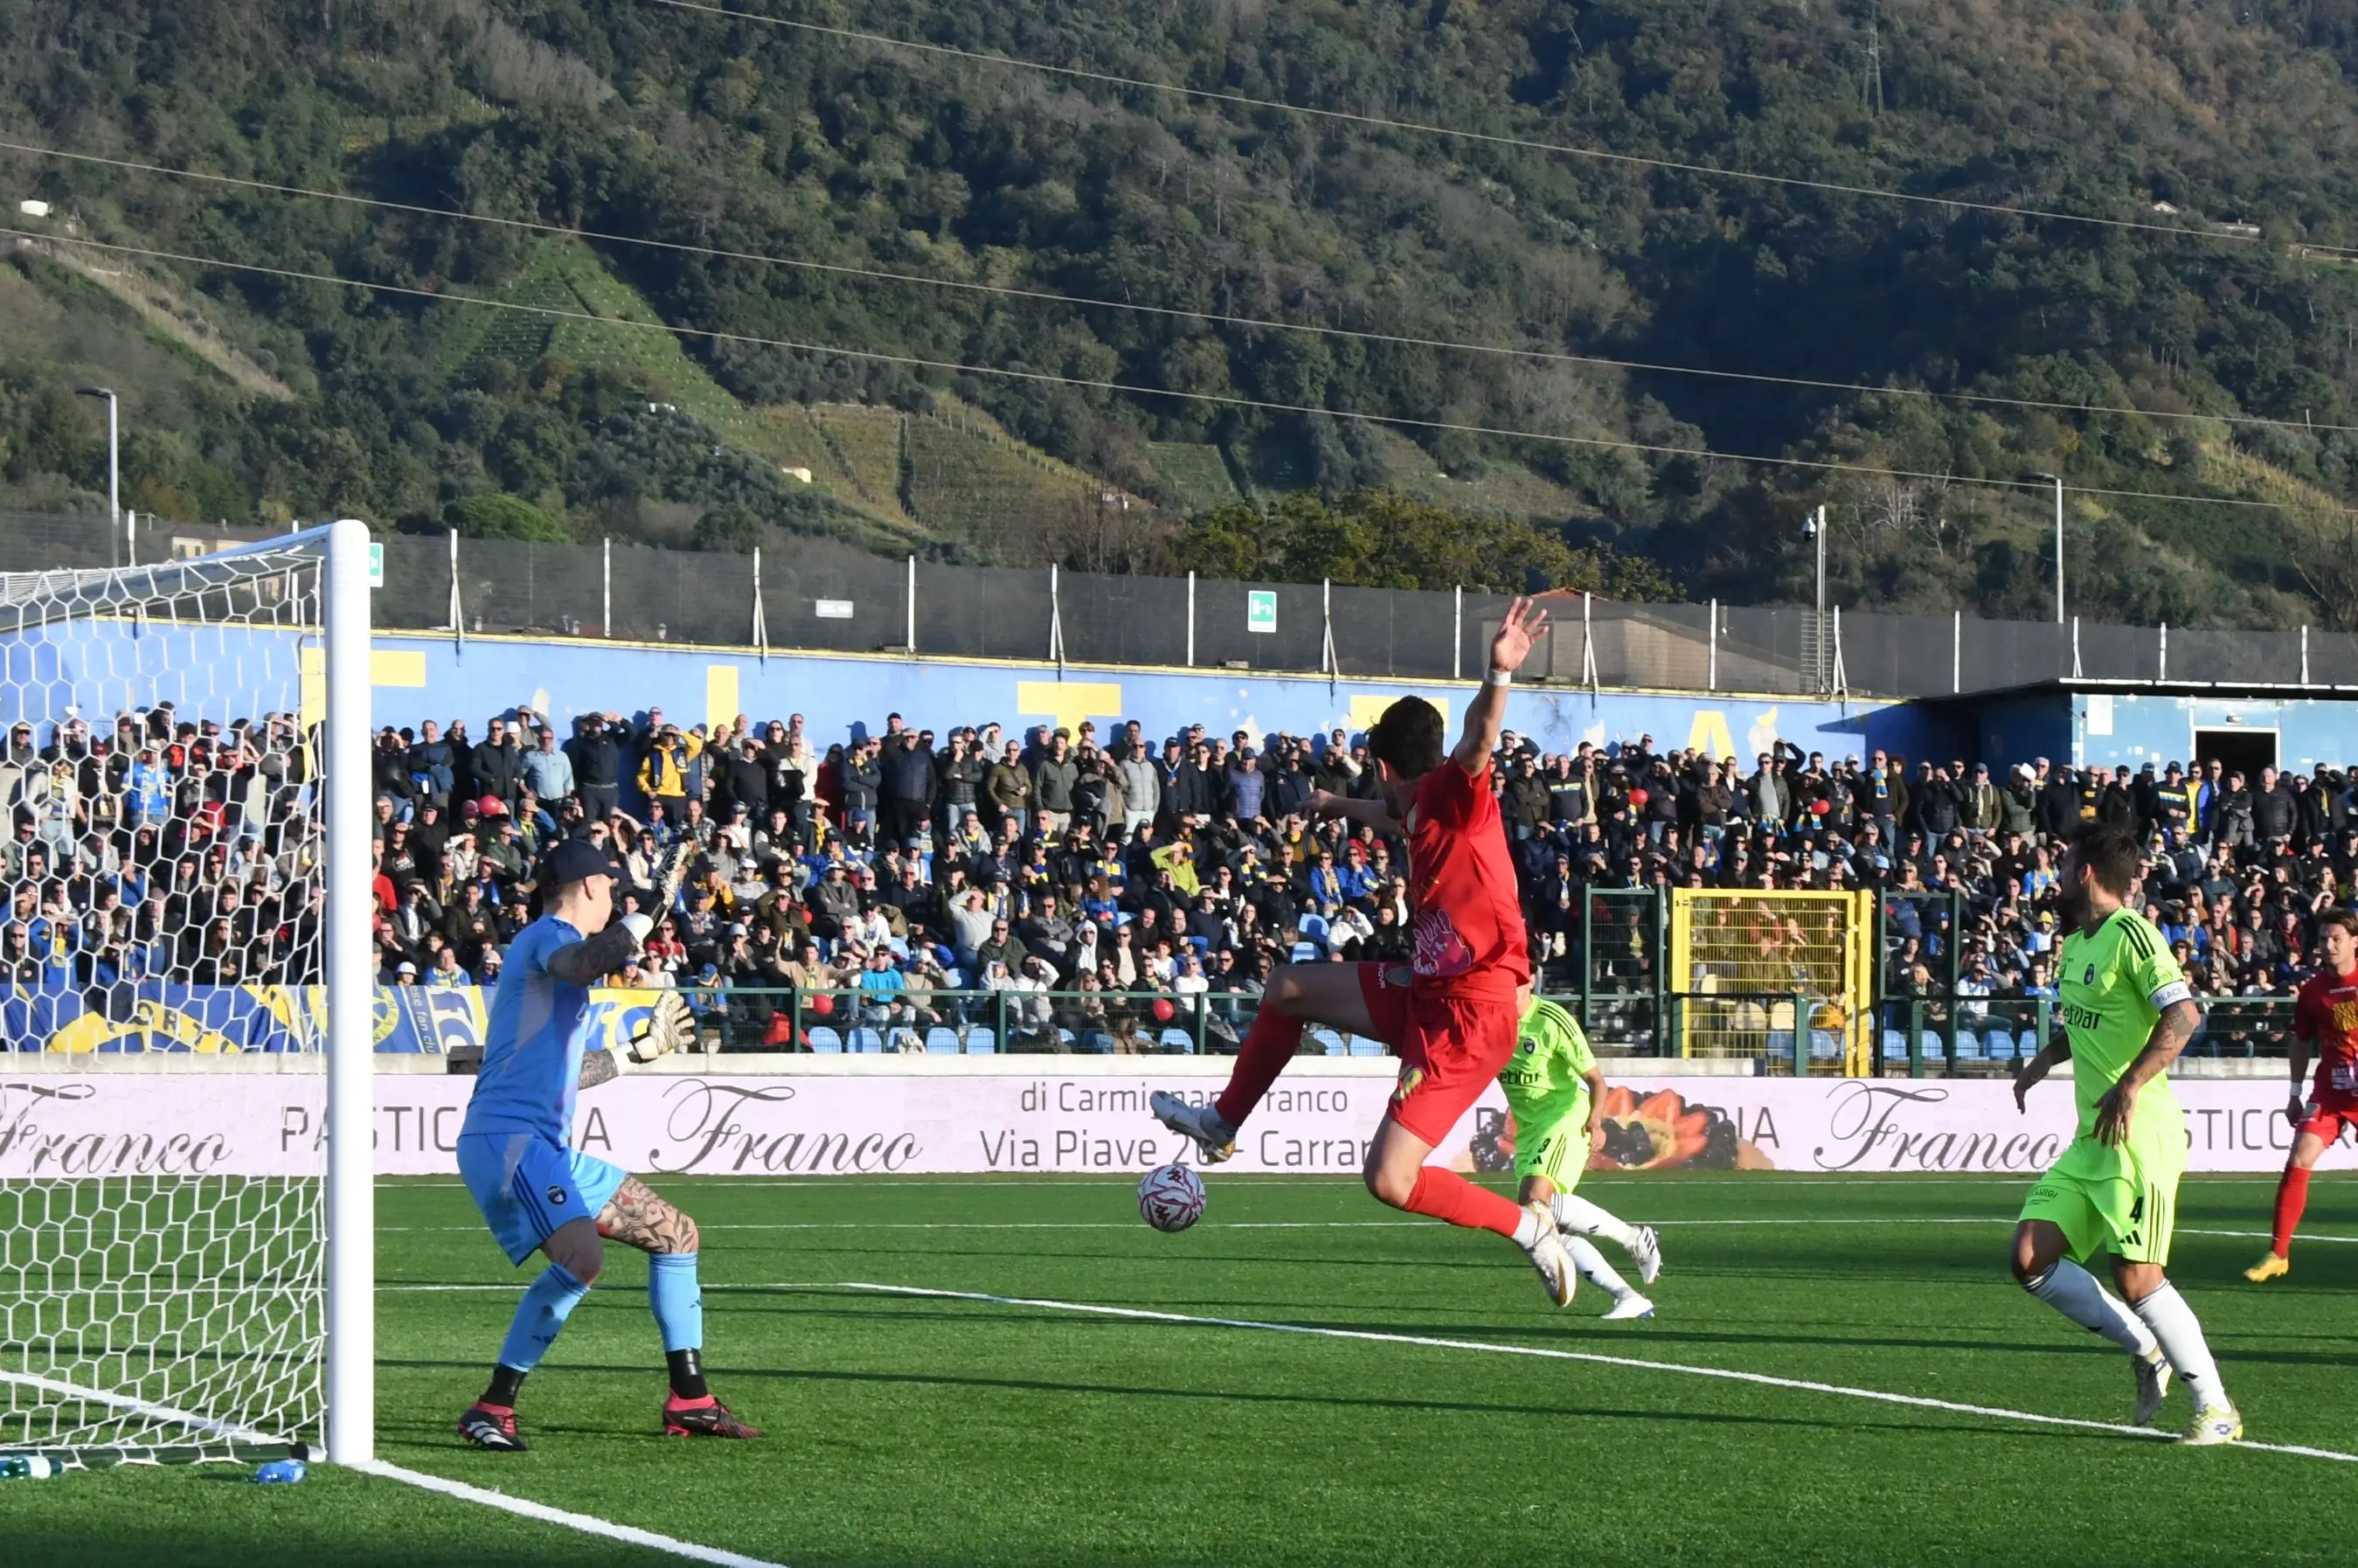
left=1564, top=1235, right=1635, bottom=1298
left=1510, top=1205, right=1548, bottom=1249
left=2133, top=1283, right=2227, bottom=1410
left=1551, top=1191, right=1639, bottom=1249
left=2026, top=1260, right=2159, bottom=1358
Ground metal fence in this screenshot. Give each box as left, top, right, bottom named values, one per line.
left=7, top=510, right=2356, bottom=698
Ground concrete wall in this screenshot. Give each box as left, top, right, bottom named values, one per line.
left=2073, top=693, right=2358, bottom=772
left=360, top=631, right=1939, bottom=760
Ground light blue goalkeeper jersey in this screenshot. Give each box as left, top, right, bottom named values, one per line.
left=461, top=914, right=593, bottom=1146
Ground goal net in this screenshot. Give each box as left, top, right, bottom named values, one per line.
left=0, top=524, right=371, bottom=1466
left=1668, top=889, right=1875, bottom=1074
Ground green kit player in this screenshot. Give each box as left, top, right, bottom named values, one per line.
left=2009, top=822, right=2240, bottom=1446
left=1500, top=994, right=1662, bottom=1319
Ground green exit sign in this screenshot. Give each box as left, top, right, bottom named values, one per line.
left=1246, top=590, right=1277, bottom=634
left=367, top=542, right=385, bottom=588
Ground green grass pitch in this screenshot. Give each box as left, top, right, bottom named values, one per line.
left=9, top=1171, right=2355, bottom=1566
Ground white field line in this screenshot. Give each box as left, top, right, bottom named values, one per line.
left=822, top=1280, right=2358, bottom=1466
left=374, top=1217, right=2358, bottom=1242
left=354, top=1460, right=790, bottom=1568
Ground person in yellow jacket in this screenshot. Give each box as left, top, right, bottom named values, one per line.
left=637, top=722, right=703, bottom=810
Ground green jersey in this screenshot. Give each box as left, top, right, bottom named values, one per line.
left=1499, top=996, right=1596, bottom=1138
left=2054, top=907, right=2190, bottom=1157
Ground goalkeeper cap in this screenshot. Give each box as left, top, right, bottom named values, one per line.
left=543, top=836, right=620, bottom=888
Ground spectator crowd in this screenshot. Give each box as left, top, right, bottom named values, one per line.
left=5, top=693, right=2355, bottom=1053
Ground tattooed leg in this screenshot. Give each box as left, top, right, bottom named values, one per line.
left=595, top=1176, right=701, bottom=1255
left=597, top=1176, right=713, bottom=1402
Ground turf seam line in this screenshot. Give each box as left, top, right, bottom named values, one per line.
left=353, top=1459, right=791, bottom=1567
left=823, top=1281, right=2358, bottom=1466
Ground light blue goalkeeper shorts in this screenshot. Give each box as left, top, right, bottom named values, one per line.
left=457, top=1131, right=628, bottom=1266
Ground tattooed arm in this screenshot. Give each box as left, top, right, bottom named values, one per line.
left=545, top=920, right=644, bottom=986
left=2092, top=998, right=2202, bottom=1147
left=577, top=1048, right=620, bottom=1090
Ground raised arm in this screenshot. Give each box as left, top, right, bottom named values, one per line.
left=1453, top=597, right=1549, bottom=774
left=1304, top=789, right=1400, bottom=835
left=545, top=918, right=647, bottom=987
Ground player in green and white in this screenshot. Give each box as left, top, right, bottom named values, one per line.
left=2009, top=822, right=2241, bottom=1446
left=1501, top=993, right=1661, bottom=1319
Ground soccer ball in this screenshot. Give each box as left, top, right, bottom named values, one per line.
left=1137, top=1162, right=1206, bottom=1232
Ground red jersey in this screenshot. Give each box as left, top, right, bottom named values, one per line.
left=2294, top=967, right=2358, bottom=1096
left=1405, top=759, right=1529, bottom=998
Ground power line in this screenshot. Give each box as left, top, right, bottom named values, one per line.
left=4, top=135, right=2347, bottom=438
left=649, top=0, right=2341, bottom=255
left=10, top=223, right=2349, bottom=523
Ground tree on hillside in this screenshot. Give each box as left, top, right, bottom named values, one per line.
left=1175, top=489, right=1680, bottom=599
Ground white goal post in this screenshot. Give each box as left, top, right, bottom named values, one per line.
left=0, top=519, right=372, bottom=1466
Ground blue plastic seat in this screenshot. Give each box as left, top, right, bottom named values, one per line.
left=1307, top=1027, right=1346, bottom=1057
left=926, top=1027, right=963, bottom=1054
left=849, top=1028, right=884, bottom=1053
left=806, top=1026, right=843, bottom=1053
left=1882, top=1029, right=1908, bottom=1060
left=1349, top=1035, right=1387, bottom=1058
left=1984, top=1029, right=2015, bottom=1062
left=1808, top=1029, right=1842, bottom=1060
left=1953, top=1030, right=1983, bottom=1060
left=964, top=1028, right=996, bottom=1054
left=1290, top=940, right=1318, bottom=963
left=1158, top=1028, right=1194, bottom=1052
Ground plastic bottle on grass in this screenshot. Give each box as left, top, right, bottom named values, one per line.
left=0, top=1454, right=59, bottom=1479
left=255, top=1459, right=308, bottom=1484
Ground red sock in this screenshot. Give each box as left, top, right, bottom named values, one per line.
left=1402, top=1167, right=1526, bottom=1238
left=1214, top=1009, right=1306, bottom=1127
left=2271, top=1165, right=2311, bottom=1258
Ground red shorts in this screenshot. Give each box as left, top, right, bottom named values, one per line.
left=1356, top=961, right=1521, bottom=1147
left=2297, top=1083, right=2358, bottom=1146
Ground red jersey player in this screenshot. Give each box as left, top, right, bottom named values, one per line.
left=1149, top=598, right=1584, bottom=1304
left=2247, top=907, right=2358, bottom=1281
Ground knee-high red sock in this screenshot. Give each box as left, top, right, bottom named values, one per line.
left=1214, top=1009, right=1306, bottom=1127
left=1402, top=1167, right=1526, bottom=1238
left=2271, top=1166, right=2311, bottom=1259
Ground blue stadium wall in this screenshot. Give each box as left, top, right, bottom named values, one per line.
left=361, top=633, right=1944, bottom=762
left=2070, top=692, right=2358, bottom=772
left=0, top=622, right=1948, bottom=762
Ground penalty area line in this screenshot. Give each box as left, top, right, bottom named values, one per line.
left=823, top=1281, right=2358, bottom=1466
left=353, top=1460, right=790, bottom=1568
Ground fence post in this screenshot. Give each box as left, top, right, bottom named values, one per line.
left=995, top=988, right=1008, bottom=1053
left=2159, top=621, right=2168, bottom=683
left=1652, top=888, right=1668, bottom=1056
left=1793, top=989, right=1808, bottom=1077
left=2070, top=614, right=2082, bottom=677
left=601, top=536, right=612, bottom=637
left=2301, top=624, right=2311, bottom=685
left=1192, top=995, right=1209, bottom=1056
left=1453, top=585, right=1463, bottom=680
left=1578, top=892, right=1593, bottom=1037
left=447, top=528, right=463, bottom=651
left=1908, top=999, right=1925, bottom=1079
left=906, top=555, right=917, bottom=654
left=1945, top=888, right=1962, bottom=1072
left=1951, top=609, right=1960, bottom=694
left=1048, top=563, right=1065, bottom=675
left=1582, top=593, right=1599, bottom=690
left=790, top=987, right=802, bottom=1053
left=1185, top=570, right=1196, bottom=667
left=1707, top=598, right=1717, bottom=691
left=751, top=546, right=767, bottom=663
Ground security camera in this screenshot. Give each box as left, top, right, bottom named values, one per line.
left=1802, top=515, right=1819, bottom=538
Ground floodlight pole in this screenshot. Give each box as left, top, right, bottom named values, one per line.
left=75, top=386, right=120, bottom=567
left=2025, top=471, right=2064, bottom=621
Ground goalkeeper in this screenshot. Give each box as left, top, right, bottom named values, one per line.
left=454, top=836, right=759, bottom=1450
left=1500, top=994, right=1662, bottom=1319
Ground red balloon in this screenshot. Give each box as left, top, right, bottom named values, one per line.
left=808, top=993, right=835, bottom=1016
left=1152, top=997, right=1176, bottom=1023
left=1811, top=799, right=1830, bottom=815
left=1627, top=788, right=1648, bottom=808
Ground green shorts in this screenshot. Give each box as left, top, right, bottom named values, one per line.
left=2018, top=1137, right=2181, bottom=1267
left=1514, top=1118, right=1590, bottom=1190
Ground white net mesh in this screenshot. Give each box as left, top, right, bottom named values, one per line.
left=1, top=541, right=330, bottom=1461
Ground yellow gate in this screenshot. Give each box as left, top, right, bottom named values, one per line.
left=1668, top=889, right=1875, bottom=1074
